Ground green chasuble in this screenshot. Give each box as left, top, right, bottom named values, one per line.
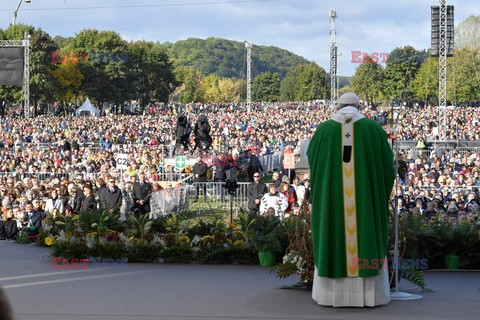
left=307, top=116, right=395, bottom=278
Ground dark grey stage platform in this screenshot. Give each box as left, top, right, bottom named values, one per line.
left=1, top=242, right=478, bottom=320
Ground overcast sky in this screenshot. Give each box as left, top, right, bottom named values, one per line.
left=0, top=0, right=478, bottom=76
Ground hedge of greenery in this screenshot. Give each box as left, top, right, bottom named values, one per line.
left=16, top=208, right=480, bottom=291
left=24, top=210, right=289, bottom=264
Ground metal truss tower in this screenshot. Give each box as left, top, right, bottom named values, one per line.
left=245, top=42, right=252, bottom=113
left=329, top=10, right=338, bottom=108
left=438, top=0, right=447, bottom=138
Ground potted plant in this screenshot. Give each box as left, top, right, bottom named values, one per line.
left=253, top=217, right=282, bottom=266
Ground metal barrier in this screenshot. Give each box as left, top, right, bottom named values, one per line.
left=186, top=182, right=250, bottom=211
left=259, top=152, right=282, bottom=173
left=416, top=185, right=480, bottom=195
left=0, top=172, right=74, bottom=181
left=4, top=141, right=167, bottom=153
left=149, top=188, right=189, bottom=219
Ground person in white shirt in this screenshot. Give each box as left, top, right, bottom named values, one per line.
left=292, top=176, right=306, bottom=207
left=259, top=184, right=288, bottom=218
left=45, top=189, right=64, bottom=217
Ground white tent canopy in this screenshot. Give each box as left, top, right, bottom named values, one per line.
left=75, top=98, right=100, bottom=117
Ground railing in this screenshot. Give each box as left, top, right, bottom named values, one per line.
left=185, top=182, right=251, bottom=211
left=259, top=152, right=282, bottom=173
left=2, top=141, right=167, bottom=153
left=148, top=188, right=189, bottom=219
left=393, top=140, right=480, bottom=159
left=417, top=185, right=480, bottom=195
left=0, top=171, right=193, bottom=183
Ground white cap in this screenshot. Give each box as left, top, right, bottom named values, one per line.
left=338, top=92, right=360, bottom=106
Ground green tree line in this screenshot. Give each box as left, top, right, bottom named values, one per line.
left=350, top=16, right=480, bottom=105
left=0, top=26, right=328, bottom=108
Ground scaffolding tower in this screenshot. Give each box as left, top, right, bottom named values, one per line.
left=329, top=10, right=338, bottom=108
left=245, top=42, right=252, bottom=113
left=438, top=0, right=447, bottom=138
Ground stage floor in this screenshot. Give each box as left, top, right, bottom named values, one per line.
left=1, top=242, right=479, bottom=320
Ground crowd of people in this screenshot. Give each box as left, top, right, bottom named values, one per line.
left=1, top=101, right=480, bottom=240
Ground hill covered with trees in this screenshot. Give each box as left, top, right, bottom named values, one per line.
left=161, top=37, right=310, bottom=80
left=1, top=25, right=332, bottom=108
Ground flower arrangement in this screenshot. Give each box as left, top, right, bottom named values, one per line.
left=270, top=204, right=314, bottom=288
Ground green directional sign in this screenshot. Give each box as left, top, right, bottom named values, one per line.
left=175, top=156, right=186, bottom=169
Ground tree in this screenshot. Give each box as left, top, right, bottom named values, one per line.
left=172, top=66, right=204, bottom=103
left=252, top=72, right=280, bottom=102
left=200, top=74, right=242, bottom=103
left=350, top=56, right=384, bottom=105
left=52, top=63, right=84, bottom=103
left=450, top=48, right=480, bottom=103
left=280, top=63, right=328, bottom=101
left=279, top=67, right=300, bottom=101
left=127, top=41, right=178, bottom=107
left=410, top=56, right=439, bottom=103
left=456, top=15, right=480, bottom=50
left=382, top=46, right=425, bottom=101
left=64, top=29, right=130, bottom=112
left=411, top=48, right=480, bottom=104
left=217, top=77, right=243, bottom=102
left=201, top=74, right=221, bottom=103
left=163, top=37, right=309, bottom=79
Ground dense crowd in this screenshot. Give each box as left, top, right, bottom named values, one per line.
left=1, top=102, right=480, bottom=240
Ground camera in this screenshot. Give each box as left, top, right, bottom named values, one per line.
left=224, top=179, right=238, bottom=196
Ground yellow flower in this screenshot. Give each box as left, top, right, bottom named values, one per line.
left=227, top=222, right=237, bottom=229
left=44, top=237, right=54, bottom=246
left=107, top=229, right=116, bottom=234
left=201, top=235, right=214, bottom=243
left=233, top=230, right=243, bottom=236
left=87, top=232, right=98, bottom=237
left=178, top=235, right=191, bottom=244
left=233, top=240, right=244, bottom=248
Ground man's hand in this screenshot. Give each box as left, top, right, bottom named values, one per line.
left=255, top=199, right=260, bottom=205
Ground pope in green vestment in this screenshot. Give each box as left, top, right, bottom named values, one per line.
left=307, top=94, right=395, bottom=280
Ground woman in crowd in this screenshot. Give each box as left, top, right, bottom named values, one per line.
left=279, top=182, right=296, bottom=214
left=45, top=188, right=64, bottom=217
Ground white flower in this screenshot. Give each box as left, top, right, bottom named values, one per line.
left=191, top=235, right=201, bottom=246
left=151, top=234, right=162, bottom=245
